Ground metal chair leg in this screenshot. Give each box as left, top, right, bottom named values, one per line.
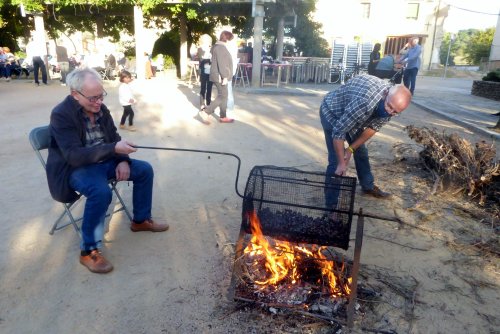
left=110, top=181, right=133, bottom=220
left=49, top=201, right=82, bottom=238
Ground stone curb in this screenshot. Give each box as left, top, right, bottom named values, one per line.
left=411, top=100, right=500, bottom=141
left=240, top=87, right=328, bottom=96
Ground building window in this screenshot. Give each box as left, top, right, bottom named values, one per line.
left=361, top=3, right=371, bottom=19
left=407, top=3, right=419, bottom=20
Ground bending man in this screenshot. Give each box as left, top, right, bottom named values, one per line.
left=320, top=75, right=412, bottom=203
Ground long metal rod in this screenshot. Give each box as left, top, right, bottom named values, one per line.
left=133, top=145, right=402, bottom=223
left=133, top=145, right=244, bottom=198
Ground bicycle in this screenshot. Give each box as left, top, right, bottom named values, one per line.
left=389, top=64, right=405, bottom=85
left=329, top=63, right=345, bottom=84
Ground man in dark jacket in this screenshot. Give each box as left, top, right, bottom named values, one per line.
left=47, top=67, right=169, bottom=274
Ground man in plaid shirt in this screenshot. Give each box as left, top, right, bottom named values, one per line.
left=320, top=75, right=411, bottom=200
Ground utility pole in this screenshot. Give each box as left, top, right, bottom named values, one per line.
left=428, top=0, right=441, bottom=70
left=251, top=0, right=265, bottom=87
left=443, top=33, right=455, bottom=78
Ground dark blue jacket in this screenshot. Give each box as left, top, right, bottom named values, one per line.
left=46, top=95, right=129, bottom=203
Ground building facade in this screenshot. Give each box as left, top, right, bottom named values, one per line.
left=314, top=0, right=449, bottom=70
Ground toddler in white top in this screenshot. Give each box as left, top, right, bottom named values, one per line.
left=118, top=70, right=137, bottom=131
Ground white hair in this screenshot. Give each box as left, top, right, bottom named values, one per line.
left=66, top=67, right=103, bottom=91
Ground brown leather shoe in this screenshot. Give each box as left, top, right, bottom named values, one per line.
left=362, top=185, right=393, bottom=199
left=130, top=218, right=169, bottom=232
left=79, top=250, right=113, bottom=274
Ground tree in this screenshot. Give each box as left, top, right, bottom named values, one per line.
left=288, top=1, right=329, bottom=57
left=0, top=2, right=31, bottom=52
left=439, top=32, right=460, bottom=66
left=463, top=28, right=495, bottom=65
left=259, top=0, right=329, bottom=59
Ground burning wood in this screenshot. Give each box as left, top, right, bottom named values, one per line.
left=235, top=211, right=352, bottom=310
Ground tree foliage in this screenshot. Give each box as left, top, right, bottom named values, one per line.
left=259, top=0, right=329, bottom=58
left=440, top=28, right=495, bottom=66
left=463, top=28, right=495, bottom=65
left=0, top=0, right=329, bottom=59
left=287, top=1, right=329, bottom=57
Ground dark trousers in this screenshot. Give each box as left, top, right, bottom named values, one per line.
left=403, top=67, right=418, bottom=95
left=120, top=105, right=134, bottom=126
left=199, top=73, right=213, bottom=108
left=1, top=63, right=14, bottom=77
left=58, top=61, right=69, bottom=84
left=206, top=81, right=228, bottom=118
left=320, top=110, right=375, bottom=208
left=33, top=56, right=47, bottom=84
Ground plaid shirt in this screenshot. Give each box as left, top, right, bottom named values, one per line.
left=320, top=75, right=392, bottom=140
left=82, top=110, right=105, bottom=147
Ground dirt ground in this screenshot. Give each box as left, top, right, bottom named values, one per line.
left=0, top=71, right=498, bottom=334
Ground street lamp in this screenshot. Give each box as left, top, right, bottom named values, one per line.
left=444, top=33, right=455, bottom=78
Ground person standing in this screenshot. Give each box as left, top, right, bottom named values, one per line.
left=47, top=67, right=168, bottom=273
left=26, top=37, right=48, bottom=86
left=368, top=43, right=381, bottom=76
left=144, top=52, right=154, bottom=79
left=197, top=34, right=213, bottom=113
left=56, top=44, right=70, bottom=86
left=399, top=37, right=421, bottom=95
left=200, top=30, right=234, bottom=124
left=319, top=75, right=412, bottom=205
left=118, top=70, right=137, bottom=131
left=226, top=36, right=239, bottom=114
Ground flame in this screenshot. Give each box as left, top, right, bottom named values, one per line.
left=243, top=211, right=351, bottom=297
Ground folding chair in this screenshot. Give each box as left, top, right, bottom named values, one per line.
left=29, top=125, right=133, bottom=238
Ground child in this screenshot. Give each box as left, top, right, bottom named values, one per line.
left=118, top=70, right=137, bottom=131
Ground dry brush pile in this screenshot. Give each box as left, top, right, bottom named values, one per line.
left=406, top=126, right=499, bottom=213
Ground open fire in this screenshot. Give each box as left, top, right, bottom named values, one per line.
left=235, top=210, right=352, bottom=308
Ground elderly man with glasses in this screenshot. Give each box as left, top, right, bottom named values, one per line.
left=320, top=74, right=412, bottom=203
left=47, top=67, right=168, bottom=274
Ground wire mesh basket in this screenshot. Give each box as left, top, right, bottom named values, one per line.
left=241, top=165, right=357, bottom=249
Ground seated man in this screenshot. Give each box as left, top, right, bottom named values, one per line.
left=46, top=67, right=169, bottom=274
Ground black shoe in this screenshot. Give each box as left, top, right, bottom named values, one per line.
left=362, top=185, right=392, bottom=199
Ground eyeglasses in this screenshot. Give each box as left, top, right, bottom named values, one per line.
left=76, top=90, right=107, bottom=103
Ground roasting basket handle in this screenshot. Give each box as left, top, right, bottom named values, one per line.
left=132, top=145, right=244, bottom=198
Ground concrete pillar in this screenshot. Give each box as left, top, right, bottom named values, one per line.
left=251, top=3, right=265, bottom=87
left=34, top=14, right=50, bottom=79
left=134, top=5, right=146, bottom=80
left=179, top=14, right=188, bottom=78
left=490, top=12, right=500, bottom=63
left=276, top=16, right=284, bottom=61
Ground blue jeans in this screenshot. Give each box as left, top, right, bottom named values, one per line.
left=320, top=110, right=374, bottom=207
left=403, top=67, right=418, bottom=95
left=69, top=159, right=154, bottom=251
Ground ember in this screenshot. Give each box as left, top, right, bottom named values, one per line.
left=243, top=207, right=351, bottom=249
left=235, top=210, right=352, bottom=308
